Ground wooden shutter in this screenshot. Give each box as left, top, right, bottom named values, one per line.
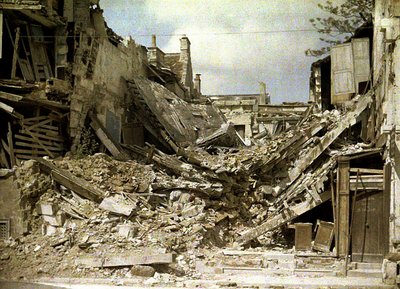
left=352, top=38, right=370, bottom=94
left=331, top=43, right=355, bottom=103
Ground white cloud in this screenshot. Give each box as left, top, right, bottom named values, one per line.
left=102, top=0, right=330, bottom=103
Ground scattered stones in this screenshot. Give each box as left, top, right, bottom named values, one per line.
left=130, top=265, right=156, bottom=277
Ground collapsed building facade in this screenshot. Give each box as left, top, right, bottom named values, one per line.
left=1, top=0, right=400, bottom=288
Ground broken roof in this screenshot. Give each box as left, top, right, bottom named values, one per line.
left=127, top=77, right=241, bottom=150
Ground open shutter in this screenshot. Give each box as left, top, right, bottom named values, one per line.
left=331, top=43, right=355, bottom=103
left=352, top=38, right=370, bottom=94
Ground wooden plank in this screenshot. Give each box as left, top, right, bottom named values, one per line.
left=237, top=198, right=320, bottom=245
left=15, top=154, right=37, bottom=160
left=0, top=91, right=23, bottom=102
left=349, top=168, right=383, bottom=174
left=75, top=253, right=173, bottom=268
left=36, top=158, right=105, bottom=203
left=15, top=141, right=63, bottom=151
left=0, top=141, right=10, bottom=169
left=337, top=158, right=350, bottom=258
left=0, top=101, right=23, bottom=119
left=20, top=129, right=64, bottom=142
left=14, top=148, right=54, bottom=155
left=7, top=123, right=16, bottom=167
left=4, top=19, right=29, bottom=81
left=20, top=126, right=55, bottom=158
left=288, top=93, right=372, bottom=184
left=1, top=139, right=9, bottom=156
left=11, top=27, right=21, bottom=79
left=0, top=3, right=42, bottom=10
left=0, top=101, right=14, bottom=114
left=19, top=10, right=56, bottom=28
left=22, top=115, right=48, bottom=123
left=90, top=114, right=130, bottom=161
left=15, top=134, right=63, bottom=148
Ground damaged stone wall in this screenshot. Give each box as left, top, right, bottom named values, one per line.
left=373, top=0, right=400, bottom=258
left=70, top=25, right=148, bottom=149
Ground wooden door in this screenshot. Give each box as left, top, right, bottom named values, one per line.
left=351, top=190, right=386, bottom=262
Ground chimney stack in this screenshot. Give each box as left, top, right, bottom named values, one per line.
left=180, top=34, right=191, bottom=61
left=259, top=82, right=267, bottom=105
left=151, top=34, right=157, bottom=47
left=194, top=74, right=201, bottom=95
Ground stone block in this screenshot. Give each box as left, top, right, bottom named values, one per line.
left=117, top=224, right=136, bottom=238
left=36, top=203, right=58, bottom=216
left=383, top=259, right=397, bottom=285
left=42, top=211, right=66, bottom=227
left=42, top=224, right=57, bottom=236
left=130, top=265, right=155, bottom=277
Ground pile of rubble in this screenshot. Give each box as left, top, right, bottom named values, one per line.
left=0, top=93, right=374, bottom=281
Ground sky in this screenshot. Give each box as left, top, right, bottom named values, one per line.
left=100, top=0, right=330, bottom=104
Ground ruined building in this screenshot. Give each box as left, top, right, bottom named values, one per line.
left=1, top=0, right=400, bottom=288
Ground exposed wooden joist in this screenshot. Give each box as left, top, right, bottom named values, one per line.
left=19, top=10, right=57, bottom=28
left=36, top=158, right=105, bottom=203
left=0, top=3, right=41, bottom=10
left=75, top=252, right=173, bottom=268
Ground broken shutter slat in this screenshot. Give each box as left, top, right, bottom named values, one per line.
left=331, top=43, right=355, bottom=103
left=352, top=38, right=370, bottom=94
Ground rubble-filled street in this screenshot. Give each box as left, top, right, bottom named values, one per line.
left=1, top=0, right=400, bottom=288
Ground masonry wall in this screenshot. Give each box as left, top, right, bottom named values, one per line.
left=70, top=28, right=148, bottom=149
left=0, top=176, right=23, bottom=237
left=373, top=0, right=400, bottom=254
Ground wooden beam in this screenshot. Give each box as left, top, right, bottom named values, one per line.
left=349, top=168, right=384, bottom=174
left=336, top=158, right=350, bottom=258
left=7, top=123, right=16, bottom=167
left=15, top=134, right=63, bottom=148
left=19, top=10, right=57, bottom=28
left=0, top=3, right=41, bottom=10
left=11, top=27, right=20, bottom=79
left=0, top=141, right=10, bottom=169
left=288, top=93, right=372, bottom=184
left=75, top=252, right=173, bottom=268
left=90, top=114, right=130, bottom=161
left=0, top=91, right=23, bottom=102
left=0, top=101, right=14, bottom=115
left=36, top=158, right=105, bottom=203
left=20, top=128, right=64, bottom=142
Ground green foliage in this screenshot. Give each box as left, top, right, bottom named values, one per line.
left=306, top=0, right=373, bottom=57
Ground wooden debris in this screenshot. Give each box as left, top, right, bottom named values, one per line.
left=37, top=158, right=105, bottom=203
left=90, top=113, right=130, bottom=161
left=75, top=252, right=174, bottom=268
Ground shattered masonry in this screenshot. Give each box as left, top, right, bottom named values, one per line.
left=0, top=0, right=400, bottom=287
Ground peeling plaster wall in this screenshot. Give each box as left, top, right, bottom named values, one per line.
left=373, top=0, right=400, bottom=254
